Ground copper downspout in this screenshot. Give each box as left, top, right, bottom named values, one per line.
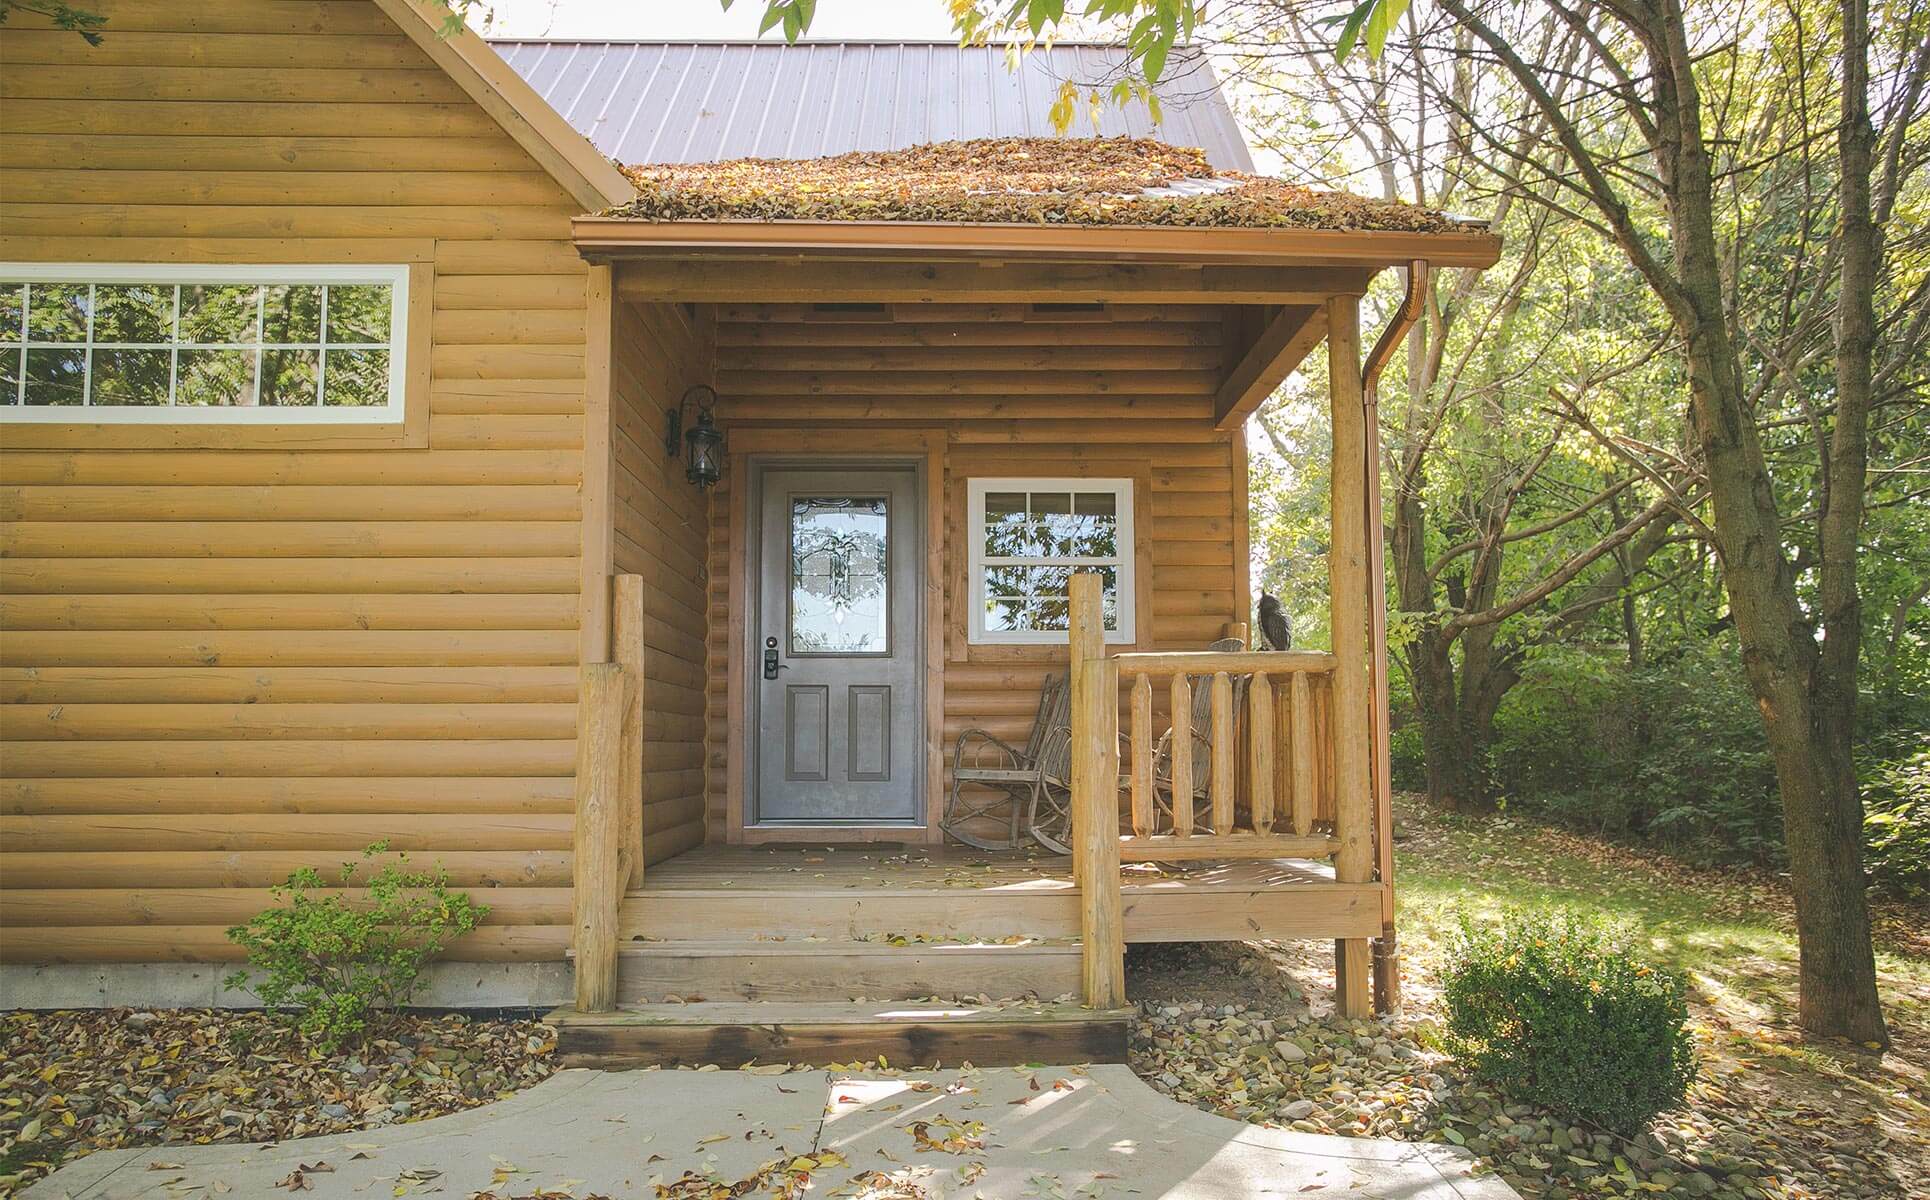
left=1360, top=258, right=1428, bottom=1015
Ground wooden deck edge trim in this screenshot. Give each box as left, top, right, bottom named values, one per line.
left=572, top=219, right=1503, bottom=269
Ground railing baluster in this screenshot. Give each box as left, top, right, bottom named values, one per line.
left=1169, top=672, right=1193, bottom=836
left=1291, top=670, right=1315, bottom=836
left=1130, top=672, right=1154, bottom=837
left=1210, top=671, right=1234, bottom=835
left=1248, top=671, right=1274, bottom=834
left=1273, top=675, right=1292, bottom=827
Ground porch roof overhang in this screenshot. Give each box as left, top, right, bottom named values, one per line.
left=579, top=218, right=1499, bottom=431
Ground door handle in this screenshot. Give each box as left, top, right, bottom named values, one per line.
left=763, top=637, right=788, bottom=680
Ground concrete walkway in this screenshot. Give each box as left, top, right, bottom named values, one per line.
left=26, top=1066, right=1520, bottom=1199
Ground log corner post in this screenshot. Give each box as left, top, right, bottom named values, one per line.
left=613, top=573, right=647, bottom=889
left=1326, top=295, right=1374, bottom=1021
left=572, top=661, right=628, bottom=1013
left=1068, top=573, right=1126, bottom=1009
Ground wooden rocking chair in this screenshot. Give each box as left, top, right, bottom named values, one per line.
left=941, top=672, right=1070, bottom=851
left=1027, top=636, right=1247, bottom=853
left=1151, top=637, right=1250, bottom=834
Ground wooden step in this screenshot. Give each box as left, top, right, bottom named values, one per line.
left=612, top=939, right=1083, bottom=1004
left=619, top=888, right=1079, bottom=943
left=549, top=1000, right=1131, bottom=1069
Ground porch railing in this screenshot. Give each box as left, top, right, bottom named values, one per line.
left=1065, top=572, right=1368, bottom=1013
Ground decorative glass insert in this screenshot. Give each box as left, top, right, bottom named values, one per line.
left=969, top=479, right=1134, bottom=644
left=0, top=264, right=408, bottom=423
left=790, top=496, right=890, bottom=654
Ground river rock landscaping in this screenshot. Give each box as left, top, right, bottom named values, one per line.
left=0, top=1009, right=557, bottom=1195
left=1126, top=795, right=1930, bottom=1200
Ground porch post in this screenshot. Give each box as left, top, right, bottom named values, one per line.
left=1068, top=573, right=1126, bottom=1009
left=1325, top=296, right=1374, bottom=1020
left=573, top=661, right=629, bottom=1013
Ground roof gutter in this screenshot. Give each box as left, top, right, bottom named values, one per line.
left=1358, top=258, right=1427, bottom=1011
left=571, top=218, right=1503, bottom=270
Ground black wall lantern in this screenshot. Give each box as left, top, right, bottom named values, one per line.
left=666, top=383, right=725, bottom=489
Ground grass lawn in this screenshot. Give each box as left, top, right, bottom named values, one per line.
left=1392, top=795, right=1930, bottom=1197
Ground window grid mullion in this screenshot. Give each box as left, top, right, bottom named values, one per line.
left=14, top=284, right=27, bottom=406
left=318, top=285, right=329, bottom=407
left=80, top=283, right=96, bottom=407
left=252, top=284, right=265, bottom=408
left=167, top=285, right=181, bottom=406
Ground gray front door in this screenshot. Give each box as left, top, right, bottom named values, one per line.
left=753, top=465, right=922, bottom=825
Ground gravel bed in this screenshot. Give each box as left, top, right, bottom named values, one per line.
left=1128, top=966, right=1907, bottom=1200
left=0, top=1009, right=557, bottom=1195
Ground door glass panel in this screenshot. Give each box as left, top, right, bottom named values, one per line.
left=790, top=496, right=889, bottom=654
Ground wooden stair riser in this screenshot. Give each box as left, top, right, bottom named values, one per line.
left=619, top=891, right=1079, bottom=943
left=613, top=945, right=1082, bottom=1003
left=556, top=1015, right=1126, bottom=1069
left=549, top=1002, right=1131, bottom=1069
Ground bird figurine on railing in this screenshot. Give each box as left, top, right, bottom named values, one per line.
left=1258, top=592, right=1293, bottom=651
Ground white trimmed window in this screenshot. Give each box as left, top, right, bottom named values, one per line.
left=967, top=477, right=1136, bottom=645
left=0, top=264, right=409, bottom=423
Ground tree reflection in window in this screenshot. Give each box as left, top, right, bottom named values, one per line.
left=790, top=496, right=889, bottom=653
left=981, top=487, right=1122, bottom=633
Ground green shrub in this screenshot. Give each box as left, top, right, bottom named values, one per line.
left=225, top=842, right=488, bottom=1051
left=1862, top=741, right=1930, bottom=900
left=1442, top=908, right=1695, bottom=1132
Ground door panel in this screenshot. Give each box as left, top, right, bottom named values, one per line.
left=754, top=466, right=921, bottom=824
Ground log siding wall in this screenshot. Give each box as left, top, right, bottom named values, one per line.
left=701, top=304, right=1247, bottom=841
left=609, top=300, right=710, bottom=865
left=0, top=1, right=594, bottom=965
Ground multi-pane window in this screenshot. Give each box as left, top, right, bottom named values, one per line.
left=0, top=264, right=408, bottom=422
left=967, top=478, right=1136, bottom=644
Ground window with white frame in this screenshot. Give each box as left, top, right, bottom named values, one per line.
left=967, top=478, right=1136, bottom=644
left=0, top=264, right=409, bottom=422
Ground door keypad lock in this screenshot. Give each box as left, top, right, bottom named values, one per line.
left=763, top=636, right=784, bottom=680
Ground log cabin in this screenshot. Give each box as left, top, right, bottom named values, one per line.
left=0, top=0, right=1500, bottom=1065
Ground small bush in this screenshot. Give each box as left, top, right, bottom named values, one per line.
left=225, top=842, right=488, bottom=1051
left=1442, top=908, right=1695, bottom=1132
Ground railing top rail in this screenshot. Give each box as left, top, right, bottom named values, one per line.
left=1109, top=649, right=1337, bottom=675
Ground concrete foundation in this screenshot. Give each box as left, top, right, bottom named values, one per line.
left=0, top=961, right=572, bottom=1011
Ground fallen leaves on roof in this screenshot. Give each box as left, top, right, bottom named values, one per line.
left=607, top=137, right=1465, bottom=233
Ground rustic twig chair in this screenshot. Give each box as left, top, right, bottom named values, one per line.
left=1151, top=637, right=1250, bottom=834
left=941, top=672, right=1070, bottom=851
left=1026, top=635, right=1250, bottom=853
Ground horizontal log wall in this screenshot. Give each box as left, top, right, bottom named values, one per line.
left=701, top=303, right=1246, bottom=842
left=0, top=0, right=591, bottom=965
left=609, top=300, right=710, bottom=865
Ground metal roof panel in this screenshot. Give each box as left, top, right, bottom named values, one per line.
left=489, top=39, right=1257, bottom=172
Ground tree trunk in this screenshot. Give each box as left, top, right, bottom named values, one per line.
left=1408, top=637, right=1495, bottom=813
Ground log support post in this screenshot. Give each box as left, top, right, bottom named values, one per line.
left=1068, top=573, right=1126, bottom=1009
left=1326, top=295, right=1374, bottom=1020
left=613, top=574, right=646, bottom=889
left=573, top=660, right=629, bottom=1014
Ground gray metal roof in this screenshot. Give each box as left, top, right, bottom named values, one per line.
left=489, top=39, right=1256, bottom=173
